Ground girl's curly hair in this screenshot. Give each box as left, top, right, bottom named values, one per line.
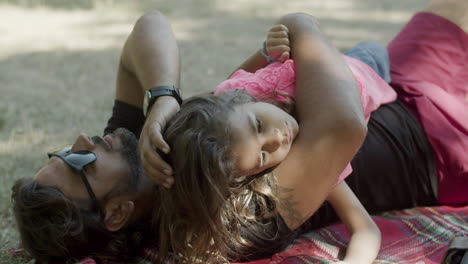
left=153, top=90, right=295, bottom=263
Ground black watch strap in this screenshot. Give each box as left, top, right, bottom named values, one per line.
left=145, top=85, right=182, bottom=116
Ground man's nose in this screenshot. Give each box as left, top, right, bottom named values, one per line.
left=262, top=128, right=282, bottom=153
left=71, top=134, right=96, bottom=152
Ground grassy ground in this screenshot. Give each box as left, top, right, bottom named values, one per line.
left=0, top=0, right=428, bottom=263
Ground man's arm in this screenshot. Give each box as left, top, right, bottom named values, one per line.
left=327, top=182, right=381, bottom=264
left=273, top=13, right=367, bottom=229
left=114, top=11, right=181, bottom=186
left=117, top=11, right=180, bottom=107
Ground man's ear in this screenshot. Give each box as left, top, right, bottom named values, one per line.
left=103, top=197, right=135, bottom=232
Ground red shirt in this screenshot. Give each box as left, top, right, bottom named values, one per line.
left=388, top=13, right=468, bottom=205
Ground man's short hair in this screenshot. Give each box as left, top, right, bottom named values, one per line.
left=11, top=178, right=150, bottom=263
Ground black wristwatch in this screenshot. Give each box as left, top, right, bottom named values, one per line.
left=143, top=85, right=182, bottom=116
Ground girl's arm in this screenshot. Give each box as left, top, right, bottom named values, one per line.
left=230, top=25, right=290, bottom=75
left=327, top=182, right=381, bottom=264
left=231, top=50, right=269, bottom=75
left=273, top=13, right=367, bottom=229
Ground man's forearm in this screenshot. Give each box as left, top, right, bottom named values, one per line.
left=279, top=13, right=366, bottom=140
left=274, top=13, right=367, bottom=229
left=116, top=11, right=181, bottom=108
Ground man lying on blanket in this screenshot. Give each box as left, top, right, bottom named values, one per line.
left=11, top=0, right=468, bottom=263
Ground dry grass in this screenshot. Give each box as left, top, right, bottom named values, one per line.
left=0, top=0, right=428, bottom=263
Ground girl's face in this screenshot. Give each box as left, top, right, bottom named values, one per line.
left=228, top=102, right=299, bottom=178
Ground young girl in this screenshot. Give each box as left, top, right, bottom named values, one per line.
left=154, top=24, right=397, bottom=264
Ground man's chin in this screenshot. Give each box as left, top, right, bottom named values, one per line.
left=113, top=128, right=138, bottom=145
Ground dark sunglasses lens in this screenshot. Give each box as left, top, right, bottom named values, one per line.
left=65, top=152, right=96, bottom=170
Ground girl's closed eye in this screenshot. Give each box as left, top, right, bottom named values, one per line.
left=256, top=117, right=267, bottom=166
left=261, top=151, right=267, bottom=166
left=256, top=118, right=263, bottom=133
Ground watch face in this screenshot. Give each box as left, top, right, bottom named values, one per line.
left=143, top=86, right=182, bottom=116
left=146, top=90, right=153, bottom=100
left=143, top=90, right=152, bottom=116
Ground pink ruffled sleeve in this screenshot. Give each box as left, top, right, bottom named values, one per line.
left=214, top=60, right=296, bottom=102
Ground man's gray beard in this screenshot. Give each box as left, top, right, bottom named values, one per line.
left=93, top=128, right=143, bottom=196
left=113, top=128, right=143, bottom=194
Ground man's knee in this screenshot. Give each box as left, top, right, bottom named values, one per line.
left=424, top=0, right=468, bottom=31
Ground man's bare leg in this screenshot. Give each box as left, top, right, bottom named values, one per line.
left=424, top=0, right=468, bottom=32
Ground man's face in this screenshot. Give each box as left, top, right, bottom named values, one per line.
left=35, top=128, right=142, bottom=203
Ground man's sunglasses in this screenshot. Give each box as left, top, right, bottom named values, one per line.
left=47, top=147, right=103, bottom=216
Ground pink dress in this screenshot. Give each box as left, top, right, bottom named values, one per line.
left=214, top=55, right=397, bottom=185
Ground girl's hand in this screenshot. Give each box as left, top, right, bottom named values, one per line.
left=265, top=24, right=290, bottom=62
left=326, top=182, right=381, bottom=264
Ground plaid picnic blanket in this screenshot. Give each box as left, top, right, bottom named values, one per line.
left=10, top=206, right=468, bottom=264
left=256, top=206, right=468, bottom=264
